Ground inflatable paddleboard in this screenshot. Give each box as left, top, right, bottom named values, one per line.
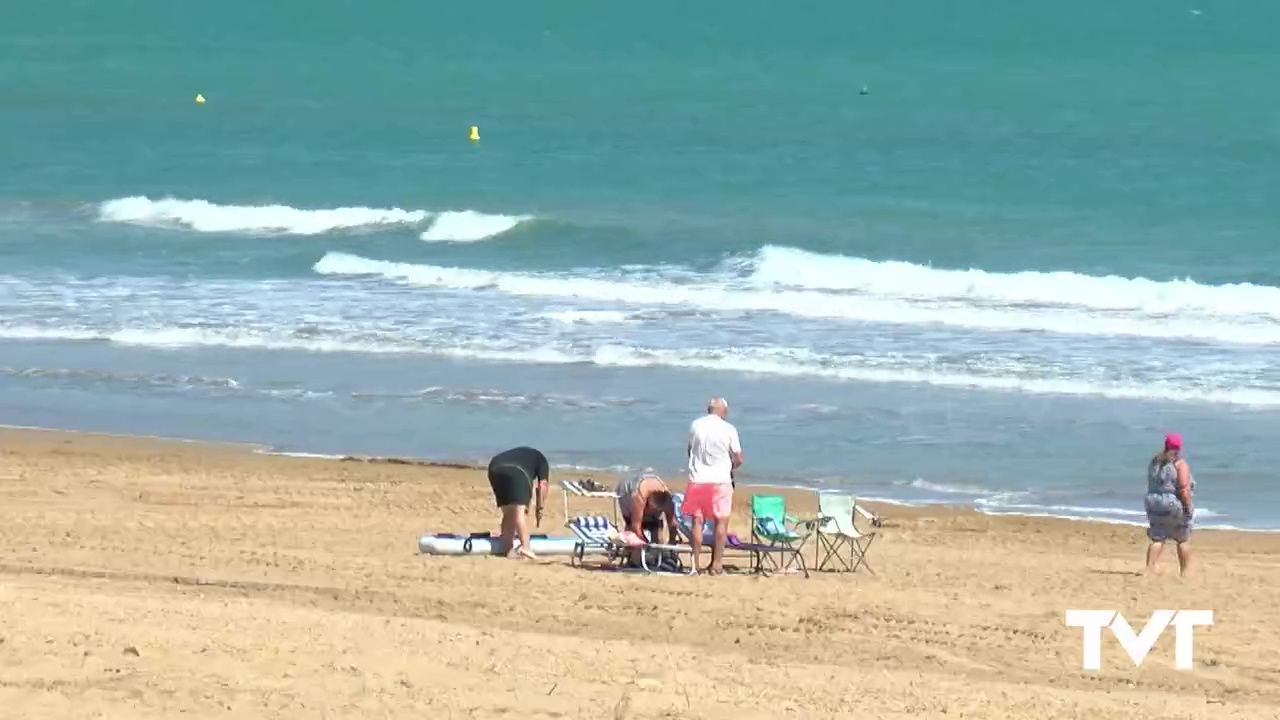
left=417, top=532, right=580, bottom=556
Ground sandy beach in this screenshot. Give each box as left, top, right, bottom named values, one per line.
left=1, top=427, right=1279, bottom=719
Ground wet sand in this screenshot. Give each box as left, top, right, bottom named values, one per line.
left=2, top=426, right=1279, bottom=719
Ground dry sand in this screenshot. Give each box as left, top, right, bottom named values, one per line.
left=2, top=426, right=1279, bottom=719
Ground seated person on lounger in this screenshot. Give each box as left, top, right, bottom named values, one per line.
left=616, top=468, right=679, bottom=563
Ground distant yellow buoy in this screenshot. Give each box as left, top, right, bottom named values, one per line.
left=468, top=125, right=479, bottom=142
left=195, top=93, right=206, bottom=104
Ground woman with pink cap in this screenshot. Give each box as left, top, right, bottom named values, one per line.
left=1144, top=432, right=1196, bottom=576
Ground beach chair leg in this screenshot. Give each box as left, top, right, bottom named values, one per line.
left=816, top=536, right=847, bottom=572
left=752, top=530, right=780, bottom=576
left=788, top=538, right=810, bottom=574
left=610, top=544, right=629, bottom=568
left=763, top=542, right=810, bottom=577
left=759, top=551, right=772, bottom=577
left=768, top=543, right=788, bottom=571
left=850, top=534, right=878, bottom=575
left=788, top=543, right=810, bottom=579
left=815, top=533, right=850, bottom=572
left=759, top=548, right=775, bottom=573
left=817, top=533, right=831, bottom=571
left=751, top=547, right=771, bottom=577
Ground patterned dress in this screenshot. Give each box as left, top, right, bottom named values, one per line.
left=1145, top=458, right=1195, bottom=542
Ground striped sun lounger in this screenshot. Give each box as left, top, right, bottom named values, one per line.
left=565, top=514, right=686, bottom=574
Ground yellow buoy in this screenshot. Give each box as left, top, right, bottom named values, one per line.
left=195, top=93, right=206, bottom=104
left=468, top=125, right=479, bottom=142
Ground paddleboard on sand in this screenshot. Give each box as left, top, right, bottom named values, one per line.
left=417, top=532, right=580, bottom=556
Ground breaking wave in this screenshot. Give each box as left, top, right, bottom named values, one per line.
left=312, top=249, right=1280, bottom=346
left=97, top=196, right=530, bottom=240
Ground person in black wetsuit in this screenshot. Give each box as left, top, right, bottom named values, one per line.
left=486, top=446, right=550, bottom=559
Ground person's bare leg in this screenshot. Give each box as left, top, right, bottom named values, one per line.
left=499, top=506, right=519, bottom=556
left=709, top=518, right=728, bottom=573
left=1176, top=541, right=1192, bottom=577
left=1145, top=540, right=1165, bottom=574
left=689, top=516, right=704, bottom=574
left=513, top=505, right=537, bottom=559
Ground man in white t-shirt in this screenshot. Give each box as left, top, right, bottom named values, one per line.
left=680, top=397, right=742, bottom=574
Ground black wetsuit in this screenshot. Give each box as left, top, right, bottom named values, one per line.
left=486, top=446, right=549, bottom=508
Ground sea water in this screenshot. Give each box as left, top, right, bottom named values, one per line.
left=3, top=1, right=1279, bottom=528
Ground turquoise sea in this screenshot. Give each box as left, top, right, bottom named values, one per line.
left=4, top=1, right=1280, bottom=528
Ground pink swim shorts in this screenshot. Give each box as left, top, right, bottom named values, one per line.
left=681, top=482, right=733, bottom=520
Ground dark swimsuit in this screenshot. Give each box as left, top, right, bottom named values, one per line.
left=487, top=446, right=549, bottom=507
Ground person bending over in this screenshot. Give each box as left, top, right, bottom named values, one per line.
left=486, top=446, right=549, bottom=560
left=616, top=468, right=679, bottom=564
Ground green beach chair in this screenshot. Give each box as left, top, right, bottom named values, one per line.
left=814, top=492, right=880, bottom=574
left=750, top=494, right=815, bottom=578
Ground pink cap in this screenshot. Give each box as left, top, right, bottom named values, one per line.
left=1164, top=432, right=1183, bottom=450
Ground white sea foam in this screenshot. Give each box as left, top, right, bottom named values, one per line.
left=98, top=196, right=429, bottom=235
left=97, top=196, right=529, bottom=239
left=5, top=324, right=1280, bottom=407
left=538, top=309, right=632, bottom=324
left=742, top=245, right=1280, bottom=320
left=311, top=251, right=1280, bottom=346
left=254, top=450, right=348, bottom=460
left=419, top=210, right=531, bottom=242
left=908, top=479, right=1005, bottom=496
left=973, top=497, right=1223, bottom=519
left=0, top=365, right=239, bottom=390
left=971, top=508, right=1255, bottom=531
left=351, top=386, right=633, bottom=410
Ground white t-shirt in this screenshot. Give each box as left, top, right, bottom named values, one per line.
left=687, top=414, right=741, bottom=485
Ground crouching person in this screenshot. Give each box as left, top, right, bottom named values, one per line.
left=616, top=468, right=679, bottom=566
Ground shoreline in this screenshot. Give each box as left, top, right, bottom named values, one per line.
left=4, top=420, right=1270, bottom=535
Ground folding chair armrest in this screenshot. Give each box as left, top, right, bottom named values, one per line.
left=786, top=514, right=820, bottom=533
left=783, top=514, right=808, bottom=528
left=853, top=504, right=883, bottom=527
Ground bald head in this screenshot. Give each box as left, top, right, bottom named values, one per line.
left=707, top=397, right=729, bottom=417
